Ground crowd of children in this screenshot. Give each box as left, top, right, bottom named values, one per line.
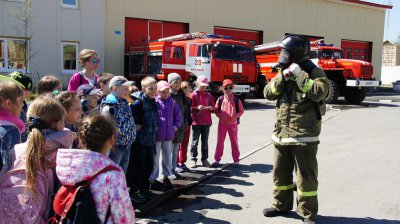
left=0, top=48, right=244, bottom=222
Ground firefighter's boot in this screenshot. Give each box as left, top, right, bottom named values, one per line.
left=263, top=207, right=288, bottom=217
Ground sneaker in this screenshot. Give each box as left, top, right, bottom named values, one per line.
left=201, top=159, right=211, bottom=167
left=263, top=207, right=289, bottom=217
left=189, top=160, right=197, bottom=168
left=131, top=192, right=146, bottom=203
left=163, top=177, right=172, bottom=185
left=303, top=218, right=316, bottom=224
left=180, top=163, right=191, bottom=172
left=175, top=166, right=185, bottom=173
left=211, top=161, right=220, bottom=168
left=173, top=171, right=182, bottom=179
left=163, top=177, right=175, bottom=191
left=233, top=161, right=240, bottom=168
left=150, top=180, right=165, bottom=191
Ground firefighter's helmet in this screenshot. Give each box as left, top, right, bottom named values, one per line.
left=278, top=35, right=310, bottom=68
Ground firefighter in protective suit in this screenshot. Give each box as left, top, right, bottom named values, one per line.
left=262, top=35, right=329, bottom=224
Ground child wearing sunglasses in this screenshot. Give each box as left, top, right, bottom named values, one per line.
left=67, top=49, right=100, bottom=92
left=212, top=79, right=244, bottom=168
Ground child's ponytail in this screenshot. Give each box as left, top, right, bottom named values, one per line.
left=25, top=126, right=46, bottom=192
left=24, top=97, right=65, bottom=194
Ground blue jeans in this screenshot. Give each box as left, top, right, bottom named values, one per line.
left=190, top=125, right=210, bottom=161
left=171, top=143, right=180, bottom=173
left=109, top=144, right=131, bottom=173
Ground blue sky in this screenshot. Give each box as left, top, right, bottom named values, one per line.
left=367, top=0, right=400, bottom=42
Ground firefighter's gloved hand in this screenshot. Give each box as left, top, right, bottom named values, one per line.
left=288, top=63, right=301, bottom=76
left=282, top=69, right=292, bottom=81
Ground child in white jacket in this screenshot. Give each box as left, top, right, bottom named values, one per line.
left=56, top=115, right=135, bottom=223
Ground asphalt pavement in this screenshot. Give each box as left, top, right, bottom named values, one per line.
left=136, top=93, right=400, bottom=224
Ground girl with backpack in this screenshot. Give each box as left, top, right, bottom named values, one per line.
left=211, top=79, right=244, bottom=168
left=55, top=115, right=135, bottom=223
left=0, top=96, right=76, bottom=223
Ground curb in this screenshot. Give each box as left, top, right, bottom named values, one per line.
left=135, top=142, right=272, bottom=217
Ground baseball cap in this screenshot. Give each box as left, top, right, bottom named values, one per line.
left=222, top=79, right=234, bottom=87
left=196, top=75, right=209, bottom=87
left=77, top=84, right=101, bottom=96
left=8, top=71, right=33, bottom=91
left=157, top=80, right=170, bottom=91
left=109, top=76, right=134, bottom=89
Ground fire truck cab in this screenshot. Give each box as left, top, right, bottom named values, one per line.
left=255, top=39, right=380, bottom=104
left=127, top=32, right=258, bottom=100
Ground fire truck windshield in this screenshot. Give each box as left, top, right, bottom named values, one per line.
left=212, top=44, right=254, bottom=62
left=319, top=49, right=343, bottom=59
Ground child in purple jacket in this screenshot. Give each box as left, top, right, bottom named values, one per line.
left=150, top=81, right=181, bottom=191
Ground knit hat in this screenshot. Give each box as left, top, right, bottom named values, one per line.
left=157, top=80, right=170, bottom=91
left=167, top=73, right=182, bottom=85
left=9, top=71, right=33, bottom=91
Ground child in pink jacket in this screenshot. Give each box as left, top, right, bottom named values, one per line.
left=56, top=115, right=135, bottom=223
left=189, top=76, right=215, bottom=168
left=212, top=79, right=244, bottom=168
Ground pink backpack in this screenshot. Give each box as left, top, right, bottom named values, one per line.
left=0, top=143, right=52, bottom=224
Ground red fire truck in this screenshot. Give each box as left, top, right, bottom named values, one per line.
left=255, top=39, right=380, bottom=104
left=127, top=32, right=258, bottom=100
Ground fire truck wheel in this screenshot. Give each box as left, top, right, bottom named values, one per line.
left=326, top=79, right=340, bottom=104
left=344, top=87, right=366, bottom=104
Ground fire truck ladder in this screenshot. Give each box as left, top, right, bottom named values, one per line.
left=310, top=39, right=325, bottom=46
left=155, top=32, right=206, bottom=42
left=254, top=41, right=280, bottom=52
left=154, top=32, right=233, bottom=43
left=255, top=39, right=326, bottom=52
